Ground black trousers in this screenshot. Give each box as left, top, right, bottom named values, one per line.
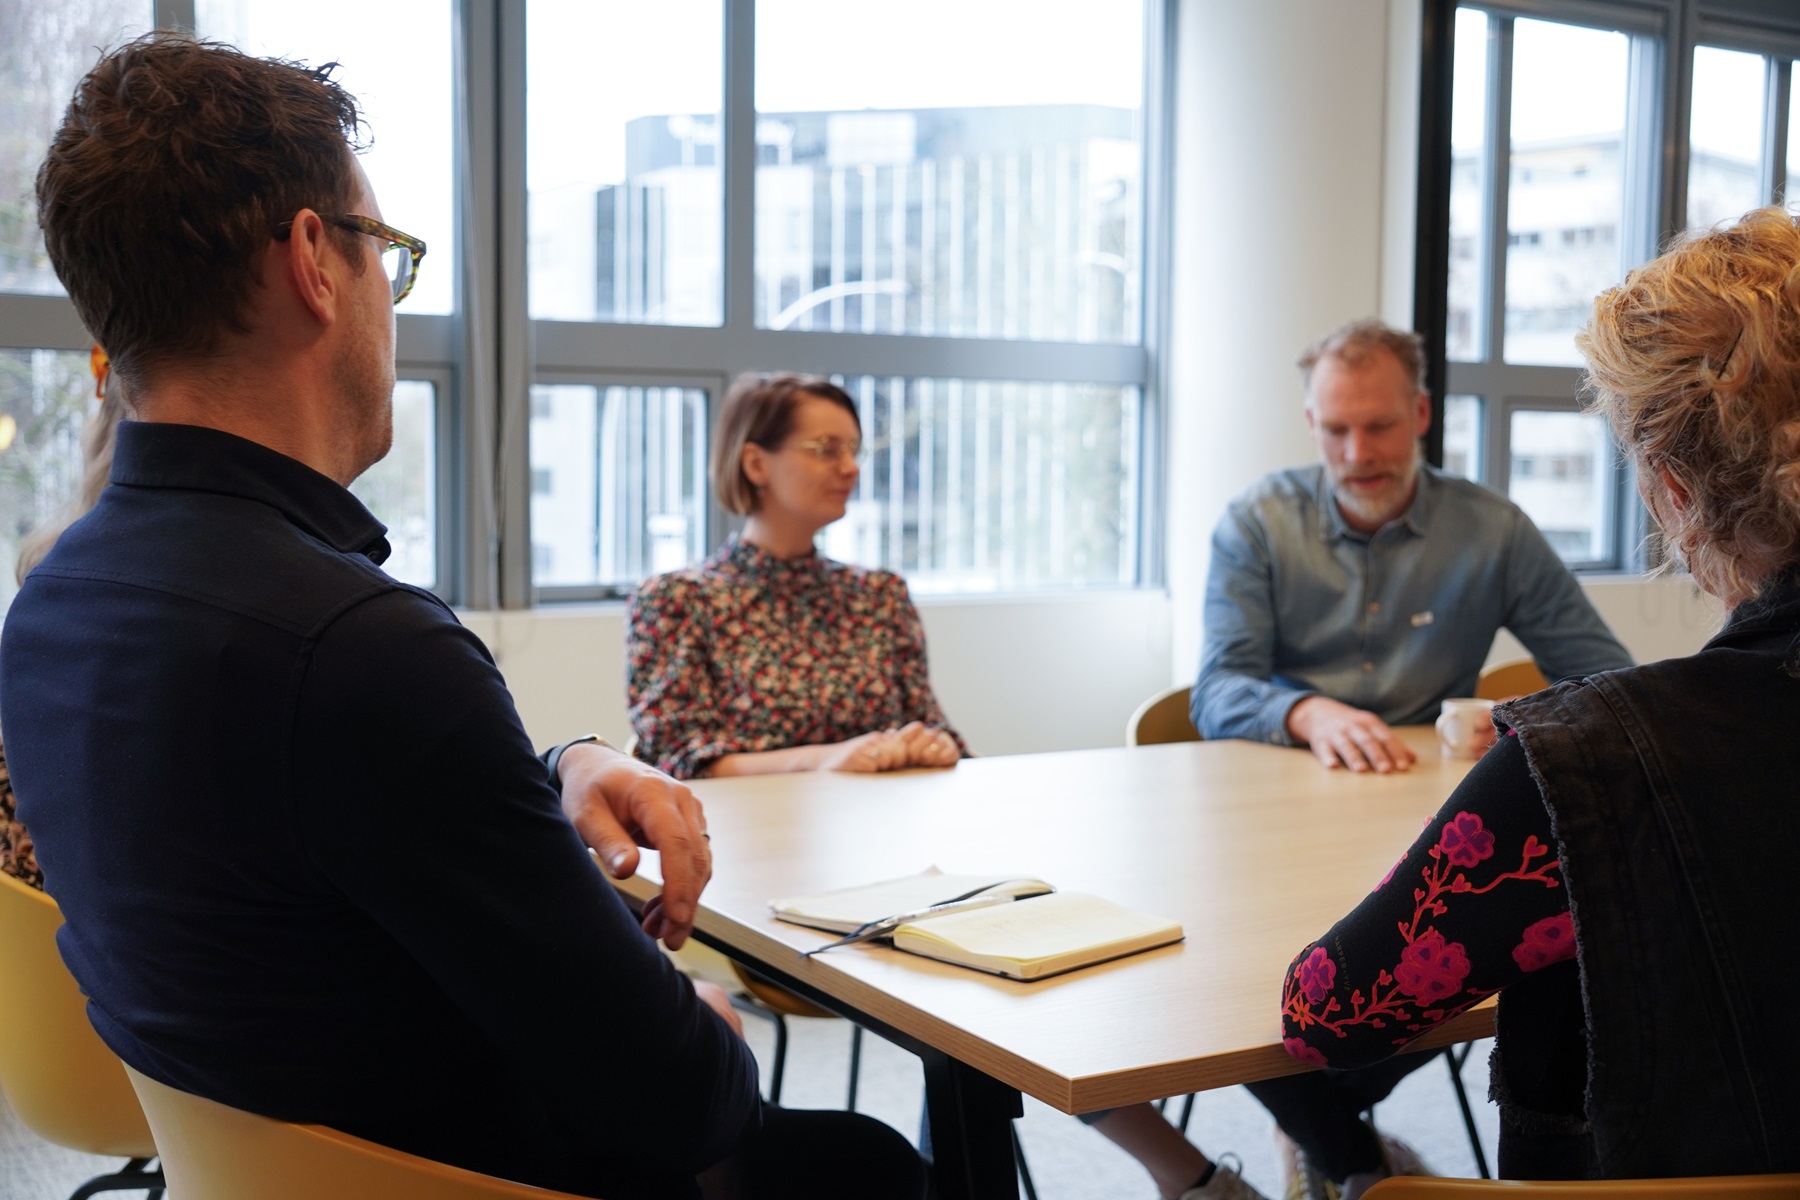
left=1244, top=1050, right=1439, bottom=1181
left=702, top=1102, right=927, bottom=1200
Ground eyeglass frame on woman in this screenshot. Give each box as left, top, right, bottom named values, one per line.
left=273, top=213, right=427, bottom=305
left=783, top=435, right=870, bottom=465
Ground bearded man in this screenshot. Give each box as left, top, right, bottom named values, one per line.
left=1188, top=319, right=1631, bottom=1196
left=1190, top=318, right=1631, bottom=773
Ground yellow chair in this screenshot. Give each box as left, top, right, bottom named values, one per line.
left=0, top=870, right=163, bottom=1199
left=1127, top=684, right=1201, bottom=745
left=124, top=1065, right=598, bottom=1199
left=1364, top=1174, right=1800, bottom=1197
left=1476, top=659, right=1550, bottom=701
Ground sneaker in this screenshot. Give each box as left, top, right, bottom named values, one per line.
left=1273, top=1128, right=1338, bottom=1200
left=1180, top=1154, right=1271, bottom=1200
left=1377, top=1133, right=1433, bottom=1178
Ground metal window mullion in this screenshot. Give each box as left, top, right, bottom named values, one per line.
left=492, top=0, right=533, bottom=609
left=1662, top=1, right=1696, bottom=247
left=1138, top=0, right=1175, bottom=589
left=1482, top=15, right=1514, bottom=368
left=1770, top=58, right=1792, bottom=203
left=723, top=0, right=755, bottom=337
left=1469, top=0, right=1663, bottom=36
left=453, top=0, right=503, bottom=610
left=528, top=320, right=1147, bottom=386
left=1621, top=28, right=1666, bottom=271
left=152, top=0, right=194, bottom=30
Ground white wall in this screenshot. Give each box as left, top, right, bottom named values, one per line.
left=1164, top=0, right=1394, bottom=684
left=1487, top=575, right=1724, bottom=669
left=461, top=590, right=1173, bottom=758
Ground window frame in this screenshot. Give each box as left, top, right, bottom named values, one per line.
left=1, top=0, right=1173, bottom=611
left=1417, top=0, right=1800, bottom=575
left=526, top=368, right=725, bottom=603
left=512, top=0, right=1172, bottom=604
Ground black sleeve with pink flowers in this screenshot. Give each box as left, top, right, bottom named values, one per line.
left=1279, top=732, right=1574, bottom=1070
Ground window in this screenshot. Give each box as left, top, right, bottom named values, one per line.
left=349, top=380, right=439, bottom=590
left=0, top=349, right=97, bottom=614
left=524, top=0, right=1159, bottom=601
left=1429, top=2, right=1800, bottom=572
left=819, top=377, right=1138, bottom=591
left=1687, top=45, right=1766, bottom=233
left=751, top=1, right=1143, bottom=343
left=528, top=383, right=709, bottom=589
left=1, top=1, right=152, bottom=298
left=2, top=0, right=1167, bottom=618
left=526, top=1, right=723, bottom=325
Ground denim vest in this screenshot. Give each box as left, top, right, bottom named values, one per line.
left=1491, top=569, right=1800, bottom=1178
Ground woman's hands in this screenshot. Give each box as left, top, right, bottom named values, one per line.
left=819, top=722, right=961, bottom=773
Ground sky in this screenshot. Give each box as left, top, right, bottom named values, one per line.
left=527, top=0, right=1144, bottom=192
left=1452, top=8, right=1784, bottom=163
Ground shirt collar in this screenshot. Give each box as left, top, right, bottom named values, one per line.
left=714, top=532, right=829, bottom=586
left=1316, top=463, right=1439, bottom=543
left=109, top=421, right=391, bottom=564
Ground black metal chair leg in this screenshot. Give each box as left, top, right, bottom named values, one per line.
left=728, top=996, right=791, bottom=1104
left=1444, top=1045, right=1491, bottom=1178
left=768, top=1011, right=789, bottom=1104
left=67, top=1157, right=164, bottom=1200
left=1177, top=1092, right=1197, bottom=1134
left=1012, top=1124, right=1039, bottom=1200
left=847, top=1023, right=864, bottom=1111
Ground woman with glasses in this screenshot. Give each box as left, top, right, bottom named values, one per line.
left=627, top=374, right=1270, bottom=1200
left=1276, top=207, right=1800, bottom=1186
left=627, top=372, right=966, bottom=779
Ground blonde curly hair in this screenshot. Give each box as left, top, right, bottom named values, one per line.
left=1577, top=206, right=1800, bottom=606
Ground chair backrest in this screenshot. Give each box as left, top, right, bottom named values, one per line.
left=1364, top=1174, right=1800, bottom=1197
left=0, top=871, right=156, bottom=1158
left=1127, top=685, right=1201, bottom=746
left=1475, top=658, right=1550, bottom=701
left=124, top=1065, right=599, bottom=1199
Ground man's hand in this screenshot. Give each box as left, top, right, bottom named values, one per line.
left=557, top=743, right=711, bottom=949
left=1285, top=695, right=1417, bottom=774
left=691, top=979, right=744, bottom=1040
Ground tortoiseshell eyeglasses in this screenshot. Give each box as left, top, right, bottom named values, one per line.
left=275, top=213, right=428, bottom=305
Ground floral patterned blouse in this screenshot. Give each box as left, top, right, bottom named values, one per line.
left=626, top=535, right=967, bottom=780
left=1280, top=732, right=1572, bottom=1069
left=0, top=731, right=45, bottom=890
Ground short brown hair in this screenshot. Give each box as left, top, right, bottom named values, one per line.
left=1296, top=318, right=1427, bottom=393
left=711, top=373, right=861, bottom=516
left=36, top=33, right=367, bottom=389
left=1579, top=206, right=1800, bottom=604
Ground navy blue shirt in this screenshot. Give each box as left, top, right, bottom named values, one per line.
left=0, top=422, right=758, bottom=1199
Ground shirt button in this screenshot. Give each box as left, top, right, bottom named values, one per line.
left=1363, top=661, right=1375, bottom=672
left=1368, top=602, right=1381, bottom=614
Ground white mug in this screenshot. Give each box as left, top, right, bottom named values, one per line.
left=1435, top=697, right=1496, bottom=758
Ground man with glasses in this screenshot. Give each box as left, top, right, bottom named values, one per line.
left=0, top=33, right=919, bottom=1200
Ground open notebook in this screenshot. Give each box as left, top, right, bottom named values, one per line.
left=771, top=869, right=1184, bottom=981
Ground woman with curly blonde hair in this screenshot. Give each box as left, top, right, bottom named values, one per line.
left=1270, top=208, right=1800, bottom=1187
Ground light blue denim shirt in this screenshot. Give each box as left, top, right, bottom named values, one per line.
left=1191, top=464, right=1633, bottom=745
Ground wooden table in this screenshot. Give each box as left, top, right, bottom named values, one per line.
left=611, top=727, right=1486, bottom=1199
